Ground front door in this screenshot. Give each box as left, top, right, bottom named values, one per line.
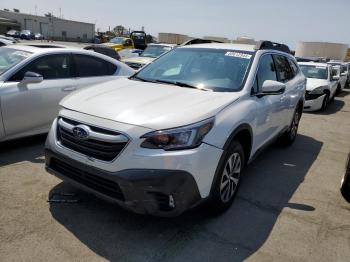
left=252, top=54, right=284, bottom=150
left=0, top=54, right=75, bottom=137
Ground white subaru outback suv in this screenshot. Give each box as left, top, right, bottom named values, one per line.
left=45, top=41, right=306, bottom=216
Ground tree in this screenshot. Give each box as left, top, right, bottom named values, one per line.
left=113, top=25, right=126, bottom=36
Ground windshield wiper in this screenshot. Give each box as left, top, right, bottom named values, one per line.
left=154, top=79, right=211, bottom=91
left=130, top=75, right=157, bottom=83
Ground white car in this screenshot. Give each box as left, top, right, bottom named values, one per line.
left=122, top=43, right=176, bottom=69
left=299, top=62, right=339, bottom=111
left=328, top=61, right=347, bottom=92
left=0, top=45, right=134, bottom=142
left=45, top=41, right=306, bottom=216
left=0, top=37, right=15, bottom=46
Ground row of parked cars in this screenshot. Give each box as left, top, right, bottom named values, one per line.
left=297, top=59, right=349, bottom=111
left=0, top=39, right=349, bottom=216
left=6, top=29, right=44, bottom=40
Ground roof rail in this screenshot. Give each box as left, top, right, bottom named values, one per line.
left=254, top=41, right=291, bottom=54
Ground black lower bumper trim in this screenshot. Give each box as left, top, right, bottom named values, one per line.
left=45, top=149, right=202, bottom=216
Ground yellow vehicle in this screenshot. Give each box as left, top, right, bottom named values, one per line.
left=103, top=37, right=134, bottom=51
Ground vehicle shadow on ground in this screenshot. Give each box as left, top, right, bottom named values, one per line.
left=337, top=90, right=350, bottom=98
left=0, top=134, right=46, bottom=167
left=49, top=134, right=322, bottom=262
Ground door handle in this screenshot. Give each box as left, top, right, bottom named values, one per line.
left=61, top=86, right=77, bottom=92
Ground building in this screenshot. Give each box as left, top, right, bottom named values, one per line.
left=0, top=9, right=95, bottom=42
left=0, top=16, right=20, bottom=33
left=295, top=42, right=348, bottom=60
left=345, top=48, right=350, bottom=62
left=158, top=33, right=191, bottom=44
left=232, top=36, right=257, bottom=45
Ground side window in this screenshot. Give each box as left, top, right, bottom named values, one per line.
left=254, top=54, right=277, bottom=92
left=288, top=59, right=299, bottom=76
left=73, top=54, right=117, bottom=77
left=273, top=55, right=294, bottom=82
left=9, top=54, right=71, bottom=81
left=331, top=67, right=338, bottom=77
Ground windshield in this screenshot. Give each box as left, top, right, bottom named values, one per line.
left=135, top=48, right=253, bottom=92
left=0, top=48, right=31, bottom=76
left=110, top=37, right=124, bottom=44
left=300, top=65, right=328, bottom=80
left=141, top=45, right=172, bottom=58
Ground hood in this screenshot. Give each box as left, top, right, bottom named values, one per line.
left=60, top=78, right=240, bottom=130
left=306, top=78, right=329, bottom=91
left=122, top=56, right=155, bottom=65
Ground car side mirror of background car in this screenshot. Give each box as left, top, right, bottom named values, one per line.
left=259, top=80, right=286, bottom=96
left=21, top=71, right=43, bottom=84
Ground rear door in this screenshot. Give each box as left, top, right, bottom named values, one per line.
left=0, top=53, right=75, bottom=137
left=72, top=54, right=119, bottom=89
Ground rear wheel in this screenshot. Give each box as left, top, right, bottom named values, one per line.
left=281, top=108, right=300, bottom=146
left=209, top=140, right=245, bottom=213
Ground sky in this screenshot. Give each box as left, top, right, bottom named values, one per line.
left=1, top=0, right=349, bottom=48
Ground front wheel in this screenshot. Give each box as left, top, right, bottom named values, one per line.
left=208, top=140, right=245, bottom=214
left=321, top=94, right=329, bottom=111
left=280, top=109, right=300, bottom=146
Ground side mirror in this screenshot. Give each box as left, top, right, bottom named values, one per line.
left=341, top=73, right=347, bottom=77
left=259, top=80, right=286, bottom=96
left=332, top=75, right=340, bottom=81
left=21, top=71, right=43, bottom=84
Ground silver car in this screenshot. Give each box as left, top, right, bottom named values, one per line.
left=0, top=45, right=134, bottom=142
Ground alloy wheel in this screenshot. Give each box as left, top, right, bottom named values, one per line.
left=220, top=152, right=242, bottom=203
left=290, top=111, right=300, bottom=140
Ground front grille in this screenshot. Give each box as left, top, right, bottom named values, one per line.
left=57, top=117, right=128, bottom=162
left=50, top=158, right=125, bottom=201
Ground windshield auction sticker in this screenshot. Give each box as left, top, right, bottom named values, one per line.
left=225, top=52, right=252, bottom=59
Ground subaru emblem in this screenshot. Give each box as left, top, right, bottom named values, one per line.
left=72, top=125, right=90, bottom=140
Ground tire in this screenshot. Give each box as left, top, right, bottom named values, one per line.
left=321, top=94, right=329, bottom=111
left=341, top=176, right=350, bottom=203
left=341, top=157, right=350, bottom=203
left=280, top=108, right=301, bottom=146
left=208, top=140, right=245, bottom=214
left=336, top=85, right=341, bottom=95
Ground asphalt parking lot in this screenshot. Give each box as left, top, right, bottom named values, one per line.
left=1, top=91, right=350, bottom=262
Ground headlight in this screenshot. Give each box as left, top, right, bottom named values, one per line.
left=140, top=118, right=215, bottom=150
left=310, top=86, right=327, bottom=94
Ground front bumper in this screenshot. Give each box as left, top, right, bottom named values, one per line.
left=304, top=94, right=325, bottom=111
left=45, top=149, right=202, bottom=216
